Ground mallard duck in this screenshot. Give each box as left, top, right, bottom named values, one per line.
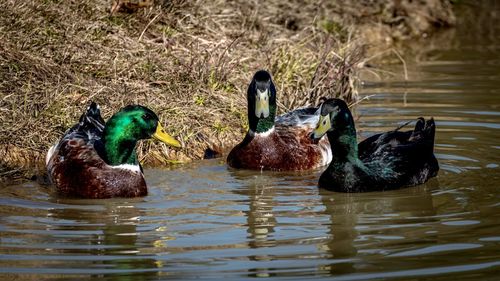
left=46, top=102, right=181, bottom=198
left=227, top=70, right=331, bottom=171
left=310, top=98, right=439, bottom=192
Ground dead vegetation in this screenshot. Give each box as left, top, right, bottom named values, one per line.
left=0, top=0, right=455, bottom=181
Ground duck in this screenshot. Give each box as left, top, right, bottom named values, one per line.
left=227, top=70, right=331, bottom=171
left=46, top=102, right=181, bottom=199
left=310, top=98, right=439, bottom=192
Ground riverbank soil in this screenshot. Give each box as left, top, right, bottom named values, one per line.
left=0, top=0, right=455, bottom=181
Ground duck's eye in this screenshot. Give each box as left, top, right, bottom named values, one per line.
left=323, top=119, right=327, bottom=125
left=142, top=113, right=152, bottom=121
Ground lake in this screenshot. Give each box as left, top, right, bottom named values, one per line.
left=1, top=2, right=499, bottom=280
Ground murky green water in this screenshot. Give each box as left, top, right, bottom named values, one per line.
left=1, top=4, right=500, bottom=281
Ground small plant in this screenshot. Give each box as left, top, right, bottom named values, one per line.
left=194, top=96, right=205, bottom=106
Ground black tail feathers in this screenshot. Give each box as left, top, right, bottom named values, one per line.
left=75, top=101, right=105, bottom=137
left=86, top=102, right=101, bottom=120
left=414, top=117, right=426, bottom=132
left=410, top=117, right=436, bottom=143
left=424, top=117, right=436, bottom=143
left=79, top=102, right=104, bottom=125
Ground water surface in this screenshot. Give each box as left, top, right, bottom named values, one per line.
left=1, top=4, right=500, bottom=280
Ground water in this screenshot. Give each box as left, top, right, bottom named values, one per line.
left=1, top=5, right=500, bottom=281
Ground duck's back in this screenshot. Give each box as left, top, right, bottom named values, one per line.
left=359, top=117, right=439, bottom=189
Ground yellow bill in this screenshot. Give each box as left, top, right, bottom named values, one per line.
left=255, top=89, right=270, bottom=118
left=153, top=123, right=182, bottom=148
left=312, top=114, right=332, bottom=139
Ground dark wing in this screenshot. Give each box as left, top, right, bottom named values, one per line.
left=66, top=101, right=105, bottom=144
left=358, top=130, right=412, bottom=160
left=359, top=118, right=439, bottom=187
left=357, top=119, right=420, bottom=160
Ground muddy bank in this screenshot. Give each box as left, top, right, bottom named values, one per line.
left=0, top=0, right=455, bottom=181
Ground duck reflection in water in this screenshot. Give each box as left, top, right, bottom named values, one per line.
left=317, top=178, right=439, bottom=276
left=230, top=171, right=278, bottom=249
left=229, top=169, right=319, bottom=278
left=46, top=199, right=162, bottom=279
left=229, top=171, right=278, bottom=277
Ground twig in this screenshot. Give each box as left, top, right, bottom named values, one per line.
left=391, top=48, right=408, bottom=81
left=363, top=68, right=382, bottom=81
left=138, top=13, right=161, bottom=42
left=348, top=94, right=377, bottom=108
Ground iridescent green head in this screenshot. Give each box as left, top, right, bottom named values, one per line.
left=311, top=98, right=358, bottom=160
left=247, top=70, right=277, bottom=134
left=311, top=98, right=355, bottom=140
left=101, top=105, right=181, bottom=166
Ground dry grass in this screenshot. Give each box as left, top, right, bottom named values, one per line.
left=0, top=0, right=455, bottom=181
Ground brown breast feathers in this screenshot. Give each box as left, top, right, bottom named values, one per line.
left=47, top=138, right=147, bottom=199
left=227, top=125, right=328, bottom=171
